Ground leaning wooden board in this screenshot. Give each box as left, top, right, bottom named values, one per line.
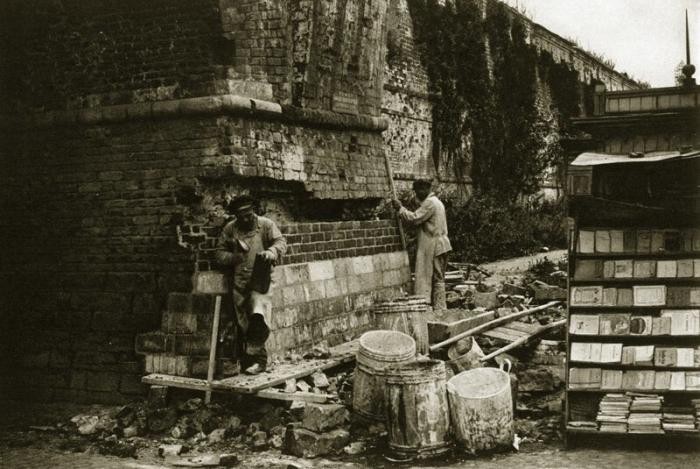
left=142, top=339, right=358, bottom=395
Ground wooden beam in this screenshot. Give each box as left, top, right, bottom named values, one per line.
left=142, top=374, right=210, bottom=392
left=255, top=388, right=336, bottom=403
left=479, top=319, right=567, bottom=362
left=429, top=301, right=561, bottom=352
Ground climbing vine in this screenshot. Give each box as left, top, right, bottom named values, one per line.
left=407, top=0, right=586, bottom=201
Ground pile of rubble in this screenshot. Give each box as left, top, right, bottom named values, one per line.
left=48, top=367, right=376, bottom=465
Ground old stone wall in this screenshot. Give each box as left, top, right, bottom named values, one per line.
left=380, top=0, right=642, bottom=195
left=135, top=224, right=409, bottom=378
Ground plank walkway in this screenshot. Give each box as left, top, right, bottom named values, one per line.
left=142, top=340, right=358, bottom=397
left=480, top=320, right=541, bottom=344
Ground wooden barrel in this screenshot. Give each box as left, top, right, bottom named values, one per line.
left=352, top=330, right=416, bottom=421
left=446, top=367, right=513, bottom=453
left=384, top=359, right=452, bottom=460
left=373, top=297, right=430, bottom=355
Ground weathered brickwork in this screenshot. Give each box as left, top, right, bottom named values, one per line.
left=380, top=0, right=642, bottom=194
left=0, top=110, right=398, bottom=402
left=0, top=0, right=644, bottom=405
left=1, top=0, right=225, bottom=113
left=135, top=250, right=411, bottom=376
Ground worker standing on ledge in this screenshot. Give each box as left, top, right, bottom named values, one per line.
left=216, top=195, right=287, bottom=375
left=392, top=180, right=452, bottom=310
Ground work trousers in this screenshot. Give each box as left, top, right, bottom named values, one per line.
left=432, top=253, right=448, bottom=310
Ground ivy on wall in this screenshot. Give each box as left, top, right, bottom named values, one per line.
left=407, top=0, right=582, bottom=201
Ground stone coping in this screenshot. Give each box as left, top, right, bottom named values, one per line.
left=0, top=94, right=390, bottom=132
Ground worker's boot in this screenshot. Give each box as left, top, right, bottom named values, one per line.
left=432, top=281, right=447, bottom=311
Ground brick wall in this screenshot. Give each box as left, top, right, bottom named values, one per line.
left=135, top=246, right=411, bottom=378
left=0, top=0, right=226, bottom=113
left=0, top=108, right=398, bottom=403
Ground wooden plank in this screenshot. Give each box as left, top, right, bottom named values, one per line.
left=255, top=388, right=336, bottom=403
left=480, top=319, right=566, bottom=362
left=143, top=340, right=358, bottom=395
left=497, top=326, right=532, bottom=337
left=482, top=329, right=524, bottom=342
left=212, top=340, right=359, bottom=393
left=503, top=321, right=541, bottom=334
left=142, top=374, right=209, bottom=391
left=430, top=301, right=561, bottom=351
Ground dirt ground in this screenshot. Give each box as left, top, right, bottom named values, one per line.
left=2, top=398, right=699, bottom=469
left=4, top=248, right=698, bottom=468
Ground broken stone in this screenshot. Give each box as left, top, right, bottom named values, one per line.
left=224, top=416, right=242, bottom=434
left=158, top=444, right=185, bottom=457
left=247, top=422, right=262, bottom=435
left=178, top=398, right=203, bottom=412
left=302, top=403, right=348, bottom=433
left=148, top=385, right=169, bottom=408
left=191, top=408, right=219, bottom=434
left=311, top=371, right=329, bottom=388
left=207, top=428, right=227, bottom=443
left=167, top=453, right=238, bottom=467
left=269, top=425, right=286, bottom=449
left=312, top=341, right=330, bottom=358
left=148, top=408, right=179, bottom=434
left=289, top=400, right=306, bottom=419
left=296, top=380, right=311, bottom=392
left=284, top=378, right=297, bottom=393
left=502, top=283, right=527, bottom=296
left=445, top=291, right=462, bottom=308
left=259, top=406, right=285, bottom=431
left=77, top=416, right=100, bottom=435
left=250, top=430, right=268, bottom=450
left=284, top=427, right=351, bottom=458
left=122, top=425, right=139, bottom=438
left=343, top=441, right=366, bottom=455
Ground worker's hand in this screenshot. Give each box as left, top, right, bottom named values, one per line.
left=259, top=250, right=276, bottom=263
left=391, top=199, right=402, bottom=210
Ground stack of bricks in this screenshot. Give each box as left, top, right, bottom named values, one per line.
left=136, top=220, right=411, bottom=374
left=135, top=293, right=237, bottom=377
left=266, top=250, right=410, bottom=354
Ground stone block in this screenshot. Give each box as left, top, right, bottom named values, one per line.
left=135, top=332, right=172, bottom=354
left=284, top=427, right=351, bottom=458
left=351, top=256, right=374, bottom=275
left=173, top=334, right=210, bottom=355
left=144, top=354, right=191, bottom=376
left=371, top=252, right=391, bottom=272
left=284, top=264, right=310, bottom=285
left=308, top=260, right=335, bottom=281
left=333, top=258, right=352, bottom=278
left=271, top=267, right=286, bottom=288
left=302, top=404, right=349, bottom=432
left=162, top=312, right=198, bottom=334
left=192, top=271, right=228, bottom=295
left=323, top=278, right=343, bottom=298
left=388, top=251, right=409, bottom=269
left=282, top=284, right=306, bottom=305
left=302, top=281, right=326, bottom=302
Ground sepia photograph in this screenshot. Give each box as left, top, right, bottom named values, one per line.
left=0, top=0, right=698, bottom=467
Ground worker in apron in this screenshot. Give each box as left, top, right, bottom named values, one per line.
left=216, top=195, right=287, bottom=375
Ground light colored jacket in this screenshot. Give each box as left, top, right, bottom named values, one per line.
left=400, top=193, right=452, bottom=300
